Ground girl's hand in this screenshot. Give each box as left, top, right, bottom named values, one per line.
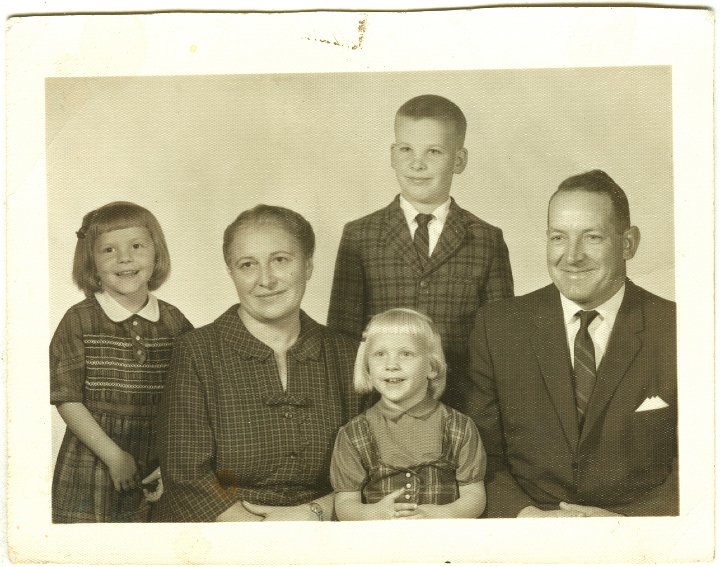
left=394, top=503, right=441, bottom=519
left=142, top=467, right=163, bottom=502
left=106, top=449, right=140, bottom=492
left=363, top=488, right=413, bottom=520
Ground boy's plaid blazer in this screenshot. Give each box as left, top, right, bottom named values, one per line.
left=327, top=195, right=514, bottom=408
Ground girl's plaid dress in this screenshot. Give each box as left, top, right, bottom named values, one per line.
left=50, top=293, right=192, bottom=522
left=331, top=399, right=486, bottom=505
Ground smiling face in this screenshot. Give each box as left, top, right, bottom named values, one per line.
left=547, top=190, right=639, bottom=310
left=391, top=117, right=467, bottom=212
left=93, top=226, right=155, bottom=312
left=226, top=222, right=313, bottom=326
left=367, top=333, right=436, bottom=411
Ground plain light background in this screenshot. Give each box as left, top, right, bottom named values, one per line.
left=7, top=8, right=713, bottom=564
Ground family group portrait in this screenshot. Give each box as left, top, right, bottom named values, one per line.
left=47, top=67, right=677, bottom=524
left=6, top=8, right=713, bottom=564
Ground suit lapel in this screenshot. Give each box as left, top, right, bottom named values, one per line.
left=580, top=282, right=644, bottom=443
left=383, top=198, right=424, bottom=275
left=426, top=199, right=467, bottom=274
left=530, top=286, right=580, bottom=451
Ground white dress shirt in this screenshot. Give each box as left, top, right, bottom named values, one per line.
left=399, top=195, right=451, bottom=257
left=559, top=284, right=625, bottom=368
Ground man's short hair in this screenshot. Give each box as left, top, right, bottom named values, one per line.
left=396, top=94, right=467, bottom=144
left=553, top=169, right=631, bottom=231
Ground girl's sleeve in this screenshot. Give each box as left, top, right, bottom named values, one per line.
left=456, top=416, right=488, bottom=486
left=50, top=309, right=86, bottom=404
left=329, top=425, right=368, bottom=492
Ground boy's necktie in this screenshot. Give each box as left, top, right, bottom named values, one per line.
left=574, top=309, right=599, bottom=428
left=414, top=213, right=433, bottom=264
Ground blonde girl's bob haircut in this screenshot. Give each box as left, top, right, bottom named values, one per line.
left=72, top=201, right=171, bottom=297
left=354, top=308, right=447, bottom=400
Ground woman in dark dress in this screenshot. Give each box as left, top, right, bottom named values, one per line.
left=155, top=205, right=364, bottom=522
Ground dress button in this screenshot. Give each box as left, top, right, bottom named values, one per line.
left=132, top=320, right=138, bottom=326
left=404, top=494, right=411, bottom=500
left=419, top=280, right=428, bottom=288
left=405, top=472, right=411, bottom=478
left=405, top=483, right=412, bottom=489
left=137, top=349, right=143, bottom=355
left=135, top=335, right=141, bottom=341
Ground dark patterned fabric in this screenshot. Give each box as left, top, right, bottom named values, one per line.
left=413, top=213, right=433, bottom=265
left=327, top=196, right=514, bottom=408
left=331, top=402, right=485, bottom=505
left=50, top=296, right=193, bottom=523
left=573, top=310, right=599, bottom=426
left=155, top=307, right=365, bottom=522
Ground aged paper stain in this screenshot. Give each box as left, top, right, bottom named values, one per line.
left=305, top=15, right=367, bottom=50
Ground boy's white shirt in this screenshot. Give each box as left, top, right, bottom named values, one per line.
left=399, top=195, right=452, bottom=256
left=94, top=291, right=160, bottom=322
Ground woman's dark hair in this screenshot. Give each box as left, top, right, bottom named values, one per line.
left=223, top=204, right=315, bottom=265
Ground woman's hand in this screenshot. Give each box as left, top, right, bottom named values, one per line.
left=106, top=448, right=140, bottom=492
left=142, top=467, right=163, bottom=502
left=242, top=501, right=318, bottom=521
left=216, top=502, right=264, bottom=522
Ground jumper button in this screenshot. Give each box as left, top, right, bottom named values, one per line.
left=405, top=483, right=412, bottom=489
left=405, top=472, right=411, bottom=478
left=132, top=320, right=138, bottom=326
left=404, top=494, right=411, bottom=500
left=284, top=412, right=292, bottom=419
left=135, top=335, right=141, bottom=341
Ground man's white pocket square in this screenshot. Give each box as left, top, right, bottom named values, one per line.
left=635, top=396, right=669, bottom=412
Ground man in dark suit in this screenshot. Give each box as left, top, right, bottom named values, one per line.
left=327, top=95, right=514, bottom=409
left=465, top=169, right=677, bottom=517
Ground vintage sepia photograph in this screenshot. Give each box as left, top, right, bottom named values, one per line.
left=6, top=5, right=714, bottom=564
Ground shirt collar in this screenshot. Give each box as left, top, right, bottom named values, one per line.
left=95, top=291, right=160, bottom=322
left=559, top=283, right=626, bottom=326
left=376, top=395, right=438, bottom=422
left=398, top=195, right=452, bottom=227
left=218, top=306, right=323, bottom=361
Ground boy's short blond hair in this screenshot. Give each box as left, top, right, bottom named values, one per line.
left=353, top=308, right=447, bottom=399
left=395, top=94, right=467, bottom=144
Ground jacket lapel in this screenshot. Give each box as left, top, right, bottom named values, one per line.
left=383, top=197, right=424, bottom=275
left=425, top=199, right=467, bottom=274
left=530, top=286, right=580, bottom=451
left=580, top=281, right=643, bottom=443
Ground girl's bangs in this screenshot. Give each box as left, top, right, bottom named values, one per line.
left=94, top=211, right=148, bottom=237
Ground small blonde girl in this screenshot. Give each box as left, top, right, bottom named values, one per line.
left=50, top=202, right=193, bottom=522
left=330, top=308, right=486, bottom=520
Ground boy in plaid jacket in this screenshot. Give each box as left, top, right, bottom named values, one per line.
left=327, top=94, right=514, bottom=409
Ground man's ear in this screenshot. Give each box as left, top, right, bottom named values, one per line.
left=622, top=226, right=641, bottom=260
